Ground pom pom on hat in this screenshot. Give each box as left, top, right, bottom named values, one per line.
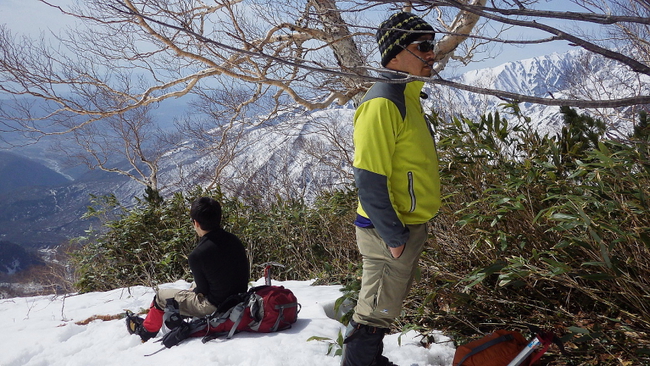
left=376, top=12, right=435, bottom=67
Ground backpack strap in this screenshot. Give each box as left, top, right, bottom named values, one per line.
left=159, top=317, right=208, bottom=348
left=200, top=291, right=252, bottom=343
left=226, top=301, right=248, bottom=339
left=456, top=334, right=515, bottom=366
left=270, top=302, right=299, bottom=332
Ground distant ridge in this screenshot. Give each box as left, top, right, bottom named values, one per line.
left=0, top=240, right=43, bottom=275
left=428, top=48, right=648, bottom=136
left=0, top=151, right=70, bottom=195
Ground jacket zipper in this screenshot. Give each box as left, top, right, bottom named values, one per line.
left=408, top=171, right=416, bottom=212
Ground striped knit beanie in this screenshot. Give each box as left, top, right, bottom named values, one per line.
left=376, top=12, right=435, bottom=67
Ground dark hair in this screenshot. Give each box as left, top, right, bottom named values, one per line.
left=190, top=197, right=222, bottom=232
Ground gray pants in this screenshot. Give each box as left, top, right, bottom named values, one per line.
left=155, top=286, right=217, bottom=317
left=352, top=223, right=427, bottom=329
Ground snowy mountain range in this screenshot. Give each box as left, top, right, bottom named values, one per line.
left=1, top=48, right=646, bottom=259
left=430, top=48, right=648, bottom=137
left=160, top=48, right=648, bottom=205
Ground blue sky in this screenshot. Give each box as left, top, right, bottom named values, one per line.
left=451, top=0, right=601, bottom=71
left=0, top=0, right=74, bottom=36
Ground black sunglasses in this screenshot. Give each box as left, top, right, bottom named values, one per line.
left=410, top=39, right=435, bottom=53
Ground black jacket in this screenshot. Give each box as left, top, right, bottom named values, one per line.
left=188, top=228, right=249, bottom=307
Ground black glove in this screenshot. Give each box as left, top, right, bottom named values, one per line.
left=161, top=321, right=191, bottom=348
left=163, top=298, right=184, bottom=330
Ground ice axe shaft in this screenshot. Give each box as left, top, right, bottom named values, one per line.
left=259, top=262, right=285, bottom=286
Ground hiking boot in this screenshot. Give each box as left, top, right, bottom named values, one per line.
left=125, top=310, right=158, bottom=342
left=341, top=320, right=392, bottom=366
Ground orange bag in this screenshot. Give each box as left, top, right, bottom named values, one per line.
left=453, top=330, right=531, bottom=366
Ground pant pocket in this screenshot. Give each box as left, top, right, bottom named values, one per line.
left=372, top=265, right=400, bottom=319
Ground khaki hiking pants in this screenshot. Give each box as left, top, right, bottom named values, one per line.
left=352, top=223, right=428, bottom=329
left=155, top=285, right=217, bottom=317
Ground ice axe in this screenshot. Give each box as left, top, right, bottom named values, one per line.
left=258, top=262, right=285, bottom=285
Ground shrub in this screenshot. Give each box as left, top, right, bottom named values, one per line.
left=72, top=190, right=198, bottom=292
left=71, top=186, right=359, bottom=293
left=224, top=187, right=359, bottom=282
left=406, top=106, right=650, bottom=364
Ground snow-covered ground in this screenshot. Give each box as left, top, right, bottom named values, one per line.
left=1, top=279, right=456, bottom=366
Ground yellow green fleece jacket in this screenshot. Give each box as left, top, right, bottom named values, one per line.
left=353, top=73, right=441, bottom=247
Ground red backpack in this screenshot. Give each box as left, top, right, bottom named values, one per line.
left=159, top=285, right=300, bottom=349
left=452, top=328, right=561, bottom=366
left=453, top=330, right=530, bottom=366
left=214, top=285, right=299, bottom=337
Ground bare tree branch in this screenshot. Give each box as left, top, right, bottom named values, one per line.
left=370, top=0, right=650, bottom=75
left=1, top=0, right=649, bottom=193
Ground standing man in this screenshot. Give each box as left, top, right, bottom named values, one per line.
left=126, top=196, right=250, bottom=342
left=341, top=12, right=441, bottom=366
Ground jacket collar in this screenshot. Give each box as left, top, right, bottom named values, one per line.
left=378, top=71, right=425, bottom=99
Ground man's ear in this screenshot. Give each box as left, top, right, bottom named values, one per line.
left=385, top=51, right=403, bottom=69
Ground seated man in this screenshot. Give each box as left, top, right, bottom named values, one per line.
left=127, top=196, right=250, bottom=342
